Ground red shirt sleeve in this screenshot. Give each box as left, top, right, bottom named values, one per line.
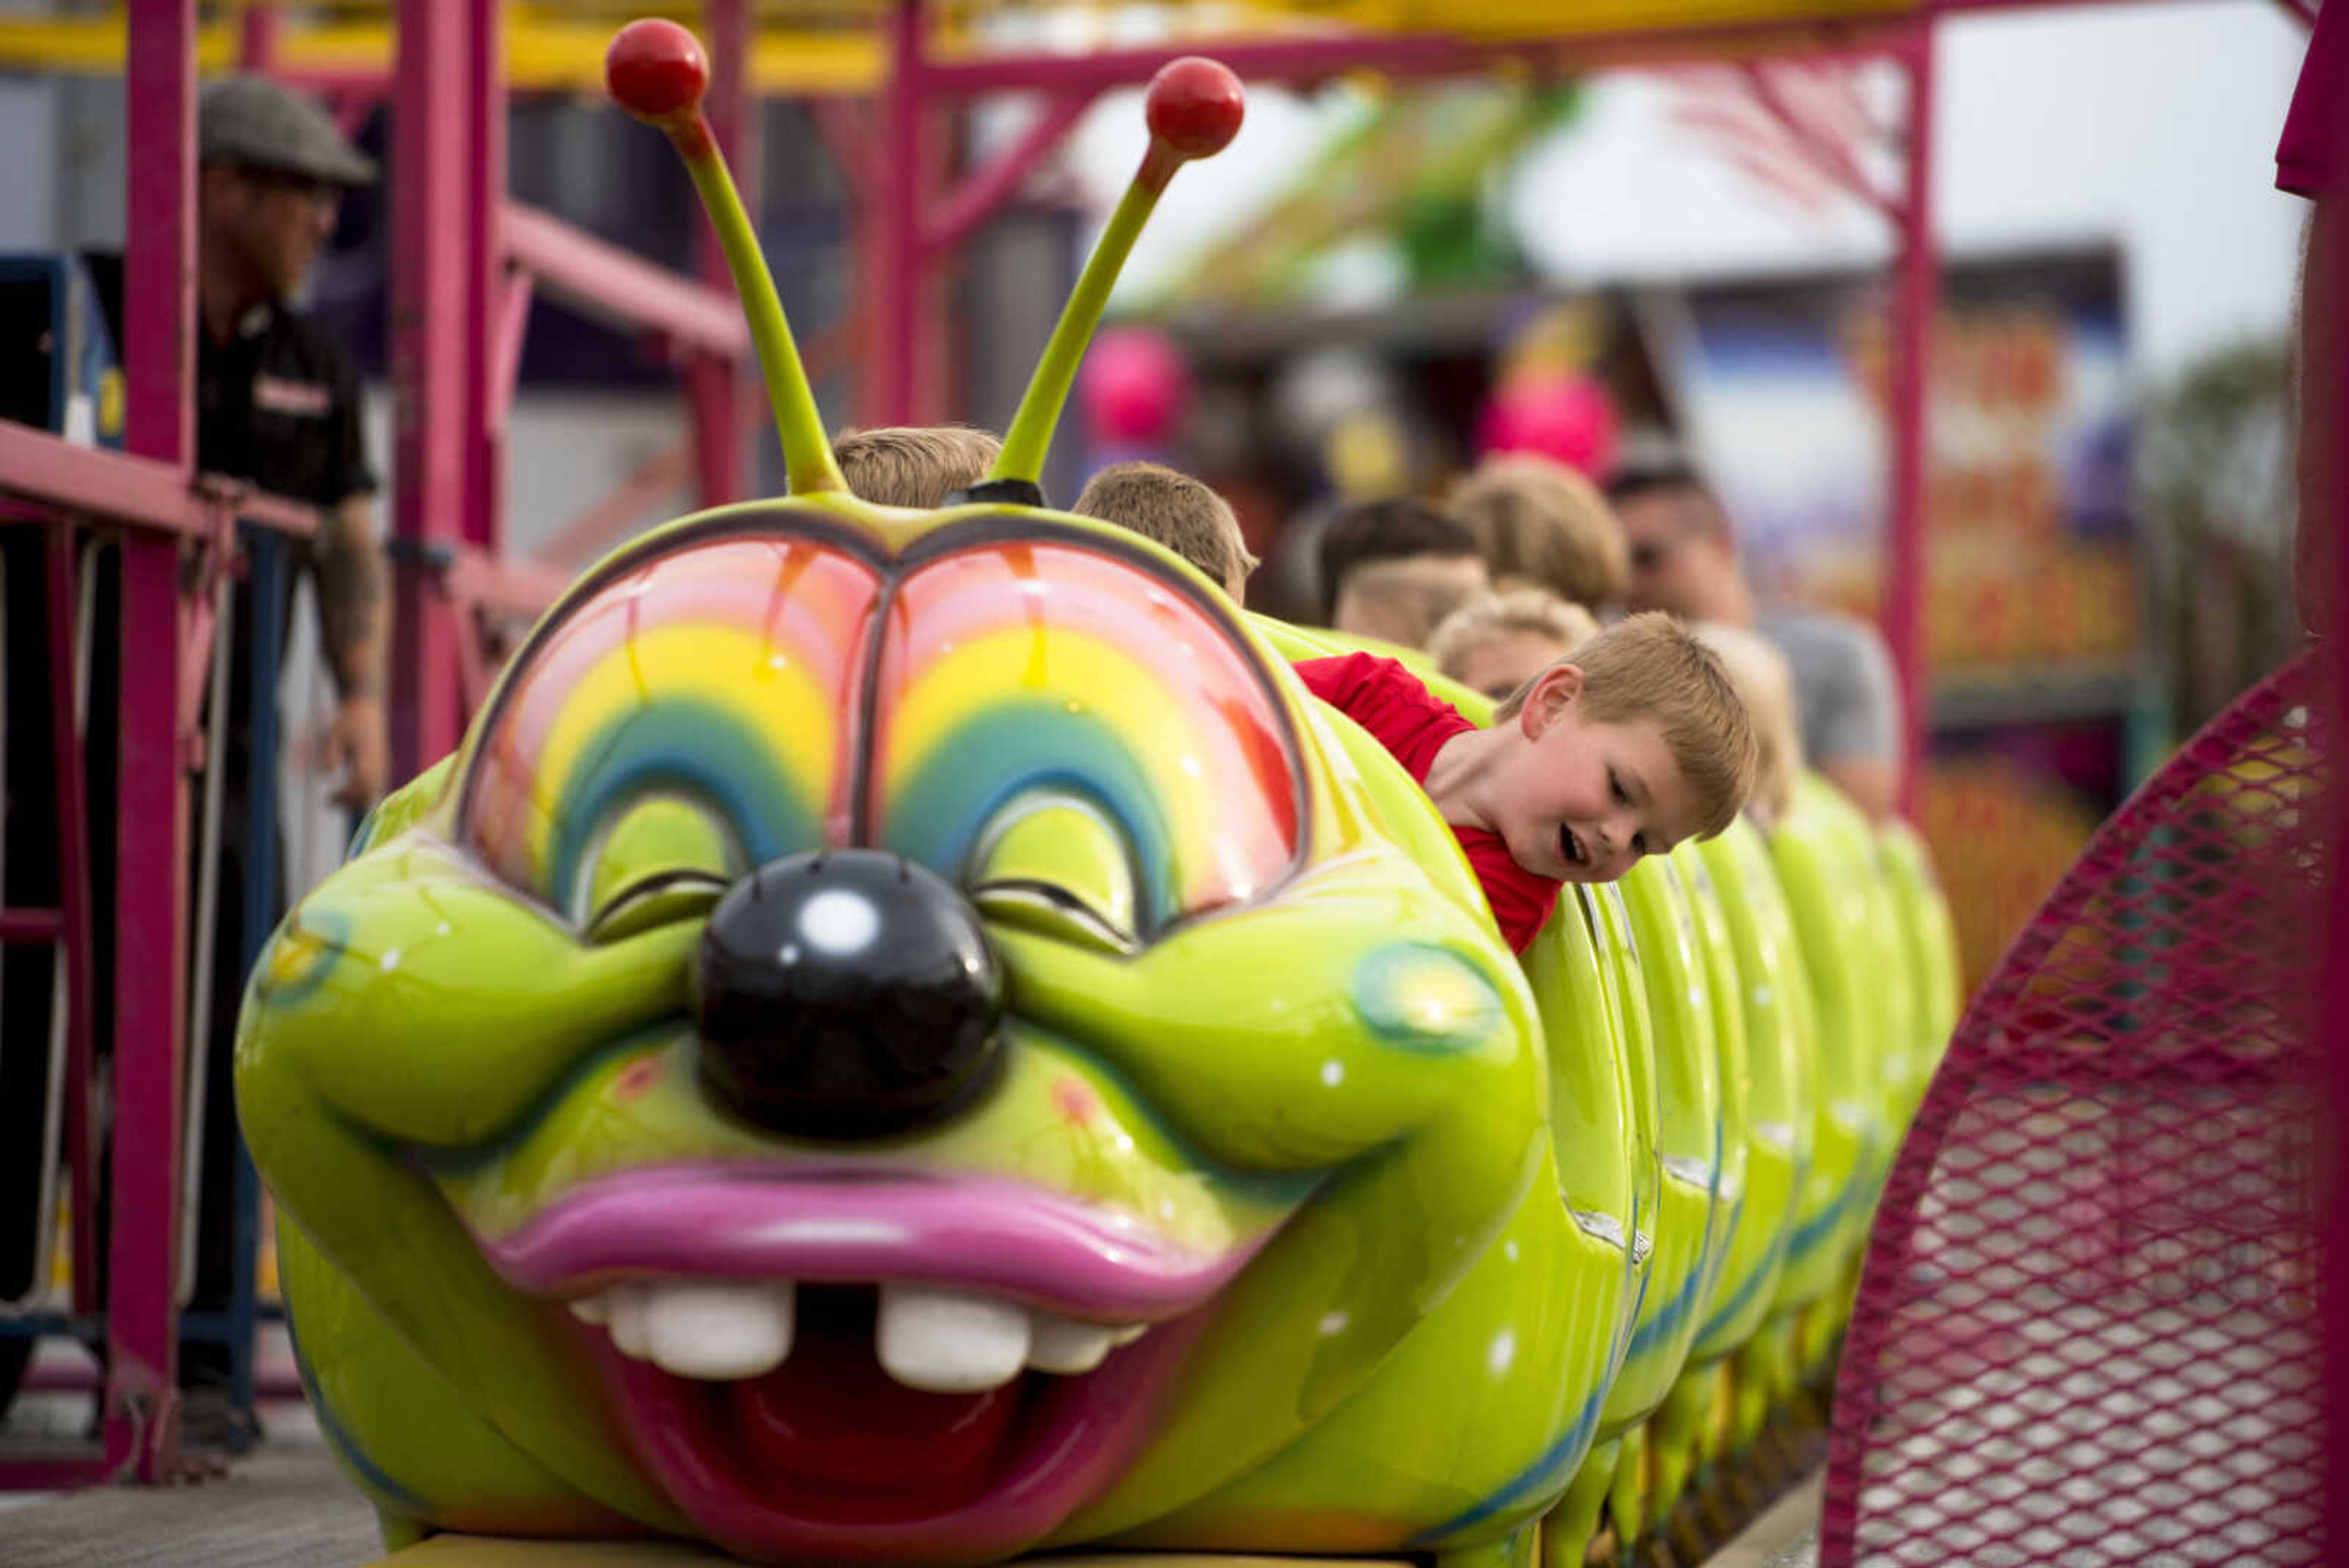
left=1294, top=652, right=1559, bottom=953
left=2279, top=3, right=2348, bottom=197
left=1293, top=653, right=1474, bottom=781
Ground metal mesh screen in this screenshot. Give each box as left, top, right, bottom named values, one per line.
left=1820, top=655, right=2327, bottom=1567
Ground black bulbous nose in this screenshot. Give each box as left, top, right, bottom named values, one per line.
left=693, top=849, right=1003, bottom=1139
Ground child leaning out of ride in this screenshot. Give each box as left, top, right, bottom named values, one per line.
left=1296, top=612, right=1756, bottom=951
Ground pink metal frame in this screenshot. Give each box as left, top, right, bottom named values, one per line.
left=0, top=0, right=201, bottom=1490
left=1887, top=29, right=1935, bottom=820
left=859, top=5, right=1934, bottom=817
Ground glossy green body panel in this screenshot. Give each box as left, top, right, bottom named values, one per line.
left=1641, top=836, right=1793, bottom=1536
left=1540, top=1435, right=1620, bottom=1568
left=1690, top=819, right=1819, bottom=1461
left=1855, top=836, right=1923, bottom=1161
left=1669, top=841, right=1757, bottom=1354
left=280, top=1219, right=634, bottom=1543
left=1764, top=775, right=1888, bottom=1312
left=1879, top=819, right=1963, bottom=1091
left=1687, top=820, right=1811, bottom=1362
left=1603, top=858, right=1724, bottom=1433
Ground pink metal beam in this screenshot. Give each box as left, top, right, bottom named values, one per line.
left=1735, top=61, right=1901, bottom=222
left=0, top=910, right=64, bottom=942
left=858, top=2, right=1909, bottom=426
left=1884, top=24, right=1935, bottom=822
left=809, top=98, right=878, bottom=195
left=462, top=13, right=507, bottom=558
left=0, top=423, right=316, bottom=540
left=114, top=0, right=195, bottom=1484
left=914, top=13, right=1907, bottom=98
left=237, top=4, right=278, bottom=69
left=921, top=89, right=1100, bottom=258
left=503, top=203, right=749, bottom=359
left=872, top=0, right=928, bottom=423
left=488, top=268, right=535, bottom=440
left=390, top=0, right=485, bottom=778
left=445, top=546, right=573, bottom=622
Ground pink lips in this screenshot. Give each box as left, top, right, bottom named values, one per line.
left=470, top=1165, right=1255, bottom=1563
left=477, top=1164, right=1258, bottom=1320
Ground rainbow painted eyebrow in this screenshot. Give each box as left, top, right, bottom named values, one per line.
left=458, top=532, right=883, bottom=912
left=866, top=532, right=1305, bottom=929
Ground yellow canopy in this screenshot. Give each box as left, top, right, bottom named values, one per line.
left=1, top=0, right=1918, bottom=98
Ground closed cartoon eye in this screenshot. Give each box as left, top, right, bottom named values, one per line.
left=576, top=796, right=744, bottom=943
left=967, top=793, right=1139, bottom=956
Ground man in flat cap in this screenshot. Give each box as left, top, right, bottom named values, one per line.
left=196, top=73, right=385, bottom=804
left=182, top=73, right=385, bottom=1449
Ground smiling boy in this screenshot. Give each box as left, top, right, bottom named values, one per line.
left=1296, top=612, right=1755, bottom=951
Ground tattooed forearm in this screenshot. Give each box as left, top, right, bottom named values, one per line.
left=319, top=494, right=388, bottom=700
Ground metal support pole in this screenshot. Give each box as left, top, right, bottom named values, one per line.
left=226, top=526, right=284, bottom=1425
left=236, top=3, right=278, bottom=69
left=1884, top=24, right=1935, bottom=823
left=50, top=529, right=97, bottom=1317
left=116, top=0, right=196, bottom=1482
left=464, top=9, right=507, bottom=563
left=688, top=0, right=754, bottom=506
left=390, top=0, right=495, bottom=778
left=872, top=0, right=926, bottom=425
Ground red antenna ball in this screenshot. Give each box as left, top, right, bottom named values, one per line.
left=606, top=19, right=708, bottom=122
left=1145, top=58, right=1244, bottom=161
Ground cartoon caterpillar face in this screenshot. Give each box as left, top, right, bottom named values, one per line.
left=238, top=497, right=1553, bottom=1563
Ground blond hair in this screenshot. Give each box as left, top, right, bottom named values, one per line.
left=1330, top=554, right=1491, bottom=652
left=1428, top=587, right=1601, bottom=682
left=1691, top=622, right=1802, bottom=830
left=1495, top=611, right=1755, bottom=839
left=1071, top=461, right=1257, bottom=594
left=831, top=425, right=1002, bottom=510
left=1447, top=454, right=1631, bottom=611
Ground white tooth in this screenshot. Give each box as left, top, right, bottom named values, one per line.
left=1107, top=1323, right=1149, bottom=1347
left=644, top=1280, right=796, bottom=1381
left=568, top=1294, right=609, bottom=1326
left=1025, top=1312, right=1118, bottom=1375
left=608, top=1284, right=653, bottom=1359
left=877, top=1285, right=1031, bottom=1393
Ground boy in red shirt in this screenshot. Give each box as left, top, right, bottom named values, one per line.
left=1296, top=612, right=1755, bottom=952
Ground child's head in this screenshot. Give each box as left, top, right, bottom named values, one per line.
left=1429, top=587, right=1601, bottom=701
left=832, top=424, right=1003, bottom=509
left=1690, top=621, right=1802, bottom=832
left=1317, top=497, right=1488, bottom=649
left=1446, top=455, right=1630, bottom=614
left=1071, top=461, right=1258, bottom=600
left=1482, top=611, right=1756, bottom=884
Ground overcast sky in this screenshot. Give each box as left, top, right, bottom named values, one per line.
left=1074, top=0, right=2313, bottom=384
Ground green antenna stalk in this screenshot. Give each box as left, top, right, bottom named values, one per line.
left=990, top=58, right=1244, bottom=492
left=606, top=20, right=846, bottom=496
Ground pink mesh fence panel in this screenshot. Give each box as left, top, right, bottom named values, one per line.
left=1820, top=654, right=2326, bottom=1567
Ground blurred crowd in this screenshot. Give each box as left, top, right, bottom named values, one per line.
left=838, top=423, right=1903, bottom=830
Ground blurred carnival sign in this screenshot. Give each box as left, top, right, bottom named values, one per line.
left=1665, top=248, right=2147, bottom=992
